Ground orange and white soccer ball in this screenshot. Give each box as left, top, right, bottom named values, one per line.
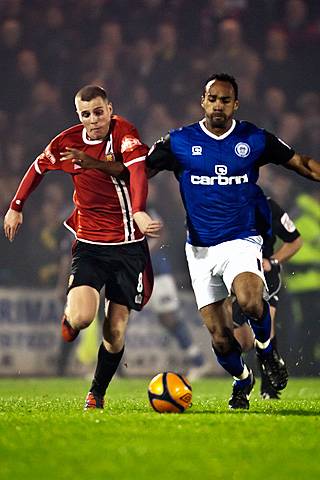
left=148, top=372, right=192, bottom=413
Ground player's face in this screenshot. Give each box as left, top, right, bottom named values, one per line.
left=76, top=96, right=113, bottom=140
left=201, top=80, right=239, bottom=133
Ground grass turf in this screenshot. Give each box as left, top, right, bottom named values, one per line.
left=0, top=377, right=319, bottom=480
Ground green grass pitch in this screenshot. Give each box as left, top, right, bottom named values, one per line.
left=0, top=377, right=319, bottom=480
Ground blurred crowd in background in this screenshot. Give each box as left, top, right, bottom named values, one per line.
left=0, top=0, right=319, bottom=375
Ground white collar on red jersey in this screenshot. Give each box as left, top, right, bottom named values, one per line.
left=82, top=127, right=104, bottom=145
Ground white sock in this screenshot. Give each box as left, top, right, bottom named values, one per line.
left=233, top=364, right=249, bottom=381
left=255, top=338, right=271, bottom=350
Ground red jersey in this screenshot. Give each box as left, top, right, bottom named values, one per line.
left=10, top=115, right=149, bottom=244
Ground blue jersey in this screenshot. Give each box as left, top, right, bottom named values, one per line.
left=147, top=119, right=294, bottom=247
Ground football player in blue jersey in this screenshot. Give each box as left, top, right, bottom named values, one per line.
left=65, top=73, right=320, bottom=409
left=145, top=73, right=320, bottom=409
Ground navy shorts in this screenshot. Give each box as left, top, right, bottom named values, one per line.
left=264, top=261, right=282, bottom=308
left=67, top=239, right=153, bottom=311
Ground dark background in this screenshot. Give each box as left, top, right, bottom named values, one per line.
left=0, top=0, right=319, bottom=375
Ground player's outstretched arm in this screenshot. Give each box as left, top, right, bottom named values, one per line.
left=4, top=161, right=45, bottom=241
left=60, top=147, right=125, bottom=176
left=285, top=153, right=320, bottom=181
left=4, top=209, right=23, bottom=242
left=133, top=211, right=163, bottom=238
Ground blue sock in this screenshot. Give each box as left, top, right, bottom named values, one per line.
left=234, top=374, right=252, bottom=387
left=247, top=301, right=272, bottom=352
left=212, top=341, right=246, bottom=378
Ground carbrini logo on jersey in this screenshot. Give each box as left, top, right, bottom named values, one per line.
left=191, top=165, right=248, bottom=186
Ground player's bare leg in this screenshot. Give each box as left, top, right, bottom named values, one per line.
left=225, top=296, right=255, bottom=352
left=200, top=301, right=254, bottom=409
left=102, top=301, right=130, bottom=352
left=85, top=301, right=130, bottom=410
left=62, top=286, right=100, bottom=342
left=233, top=273, right=288, bottom=391
left=234, top=322, right=255, bottom=352
left=232, top=272, right=265, bottom=320
left=201, top=300, right=235, bottom=355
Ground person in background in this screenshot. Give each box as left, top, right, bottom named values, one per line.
left=285, top=190, right=320, bottom=376
left=232, top=196, right=302, bottom=399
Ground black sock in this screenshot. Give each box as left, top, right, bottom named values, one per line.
left=90, top=343, right=124, bottom=397
left=271, top=335, right=278, bottom=351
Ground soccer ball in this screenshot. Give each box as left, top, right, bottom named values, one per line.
left=148, top=372, right=192, bottom=413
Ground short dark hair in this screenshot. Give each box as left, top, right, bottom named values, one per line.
left=203, top=73, right=238, bottom=100
left=75, top=85, right=108, bottom=102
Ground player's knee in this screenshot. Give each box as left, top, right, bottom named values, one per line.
left=237, top=295, right=263, bottom=319
left=69, top=312, right=93, bottom=330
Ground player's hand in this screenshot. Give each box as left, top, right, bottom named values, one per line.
left=60, top=147, right=106, bottom=168
left=262, top=258, right=272, bottom=272
left=263, top=257, right=281, bottom=274
left=133, top=211, right=163, bottom=238
left=60, top=148, right=124, bottom=176
left=3, top=208, right=23, bottom=242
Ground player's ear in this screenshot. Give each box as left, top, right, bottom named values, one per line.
left=74, top=97, right=81, bottom=119
left=233, top=100, right=239, bottom=112
left=200, top=95, right=205, bottom=109
left=108, top=102, right=113, bottom=115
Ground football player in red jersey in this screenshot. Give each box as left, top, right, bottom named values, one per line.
left=3, top=85, right=162, bottom=410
